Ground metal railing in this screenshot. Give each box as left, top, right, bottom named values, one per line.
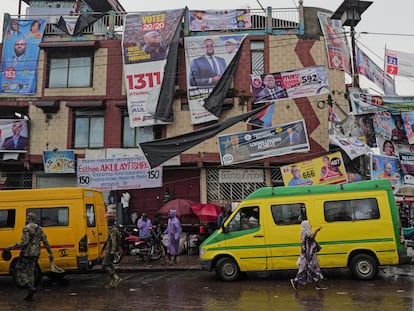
left=12, top=7, right=300, bottom=37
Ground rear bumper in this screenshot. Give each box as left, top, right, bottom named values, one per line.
left=200, top=259, right=213, bottom=272
left=399, top=249, right=411, bottom=265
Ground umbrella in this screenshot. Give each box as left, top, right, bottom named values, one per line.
left=159, top=198, right=196, bottom=217
left=190, top=203, right=222, bottom=222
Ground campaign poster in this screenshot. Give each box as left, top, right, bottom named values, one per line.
left=317, top=11, right=351, bottom=74
left=355, top=46, right=396, bottom=96
left=399, top=152, right=414, bottom=185
left=401, top=112, right=414, bottom=145
left=217, top=119, right=309, bottom=166
left=250, top=66, right=330, bottom=104
left=385, top=48, right=414, bottom=78
left=280, top=152, right=347, bottom=186
left=373, top=111, right=392, bottom=140
left=371, top=154, right=402, bottom=189
left=349, top=89, right=414, bottom=115
left=1, top=18, right=46, bottom=94
left=189, top=9, right=252, bottom=31
left=0, top=119, right=29, bottom=151
left=122, top=9, right=184, bottom=127
left=185, top=34, right=246, bottom=124
left=77, top=156, right=162, bottom=190
left=329, top=136, right=371, bottom=160
left=43, top=150, right=75, bottom=173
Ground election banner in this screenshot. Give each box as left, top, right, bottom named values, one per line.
left=385, top=48, right=414, bottom=78
left=317, top=11, right=351, bottom=74
left=250, top=66, right=330, bottom=104
left=1, top=18, right=46, bottom=94
left=399, top=152, right=414, bottom=185
left=217, top=119, right=309, bottom=166
left=280, top=152, right=347, bottom=186
left=43, top=150, right=75, bottom=173
left=373, top=111, right=392, bottom=140
left=329, top=136, right=372, bottom=160
left=356, top=46, right=396, bottom=95
left=185, top=34, right=246, bottom=124
left=189, top=9, right=252, bottom=31
left=401, top=111, right=414, bottom=145
left=0, top=119, right=29, bottom=152
left=122, top=9, right=184, bottom=127
left=77, top=156, right=162, bottom=190
left=349, top=88, right=414, bottom=115
left=371, top=154, right=402, bottom=189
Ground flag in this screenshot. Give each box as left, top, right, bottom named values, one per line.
left=140, top=105, right=268, bottom=168
left=56, top=13, right=105, bottom=36
left=203, top=45, right=243, bottom=117
left=385, top=48, right=414, bottom=78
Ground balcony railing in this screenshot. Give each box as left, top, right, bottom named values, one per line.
left=11, top=6, right=300, bottom=38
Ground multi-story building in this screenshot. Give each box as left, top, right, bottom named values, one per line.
left=0, top=0, right=350, bottom=217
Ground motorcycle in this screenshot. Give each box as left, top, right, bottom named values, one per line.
left=113, top=225, right=164, bottom=264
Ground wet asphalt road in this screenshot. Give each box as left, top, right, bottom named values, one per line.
left=1, top=266, right=414, bottom=311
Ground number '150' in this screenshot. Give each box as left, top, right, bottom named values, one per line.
left=126, top=72, right=161, bottom=89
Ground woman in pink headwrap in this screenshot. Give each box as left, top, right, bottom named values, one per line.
left=165, top=210, right=181, bottom=265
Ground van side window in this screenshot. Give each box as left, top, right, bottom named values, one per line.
left=324, top=198, right=380, bottom=222
left=228, top=206, right=259, bottom=232
left=271, top=203, right=305, bottom=225
left=86, top=204, right=96, bottom=227
left=27, top=207, right=69, bottom=227
left=0, top=209, right=16, bottom=228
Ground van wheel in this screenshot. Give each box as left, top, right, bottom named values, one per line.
left=12, top=264, right=42, bottom=288
left=350, top=254, right=378, bottom=280
left=216, top=257, right=240, bottom=282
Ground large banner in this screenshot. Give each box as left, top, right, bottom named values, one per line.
left=317, top=11, right=351, bottom=74
left=250, top=66, right=330, bottom=104
left=189, top=9, right=252, bottom=31
left=356, top=46, right=396, bottom=95
left=385, top=48, right=414, bottom=78
left=43, top=150, right=75, bottom=173
left=1, top=18, right=45, bottom=94
left=371, top=154, right=402, bottom=189
left=77, top=156, right=162, bottom=190
left=281, top=152, right=347, bottom=186
left=122, top=9, right=184, bottom=127
left=185, top=34, right=246, bottom=124
left=217, top=119, right=309, bottom=166
left=349, top=89, right=414, bottom=115
left=0, top=119, right=29, bottom=151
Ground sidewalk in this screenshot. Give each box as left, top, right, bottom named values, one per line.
left=110, top=254, right=201, bottom=272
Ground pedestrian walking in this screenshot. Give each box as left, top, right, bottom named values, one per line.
left=5, top=212, right=54, bottom=301
left=102, top=215, right=122, bottom=288
left=290, top=220, right=327, bottom=290
left=165, top=209, right=181, bottom=265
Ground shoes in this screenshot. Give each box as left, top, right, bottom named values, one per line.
left=315, top=284, right=328, bottom=290
left=111, top=275, right=122, bottom=288
left=290, top=279, right=298, bottom=290
left=24, top=286, right=37, bottom=301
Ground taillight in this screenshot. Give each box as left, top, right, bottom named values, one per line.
left=79, top=235, right=88, bottom=252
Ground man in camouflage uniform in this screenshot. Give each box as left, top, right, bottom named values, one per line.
left=102, top=215, right=122, bottom=288
left=6, top=212, right=53, bottom=301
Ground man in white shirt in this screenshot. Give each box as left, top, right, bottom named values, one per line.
left=121, top=191, right=131, bottom=225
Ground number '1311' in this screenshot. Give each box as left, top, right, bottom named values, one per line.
left=126, top=72, right=161, bottom=89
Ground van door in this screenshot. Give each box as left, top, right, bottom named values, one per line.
left=225, top=205, right=267, bottom=271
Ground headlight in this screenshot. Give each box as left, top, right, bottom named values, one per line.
left=199, top=247, right=206, bottom=257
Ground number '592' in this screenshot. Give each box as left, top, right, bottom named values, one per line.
left=127, top=72, right=161, bottom=90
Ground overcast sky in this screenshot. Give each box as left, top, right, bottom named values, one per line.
left=1, top=0, right=413, bottom=94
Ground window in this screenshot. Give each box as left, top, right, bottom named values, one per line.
left=250, top=40, right=264, bottom=76
left=324, top=198, right=380, bottom=222
left=228, top=206, right=260, bottom=232
left=122, top=113, right=162, bottom=147
left=27, top=207, right=69, bottom=227
left=47, top=47, right=93, bottom=88
left=86, top=204, right=95, bottom=227
left=0, top=209, right=16, bottom=228
left=74, top=110, right=104, bottom=148
left=271, top=203, right=305, bottom=225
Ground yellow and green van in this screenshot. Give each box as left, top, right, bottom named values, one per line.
left=0, top=187, right=108, bottom=285
left=200, top=179, right=410, bottom=281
